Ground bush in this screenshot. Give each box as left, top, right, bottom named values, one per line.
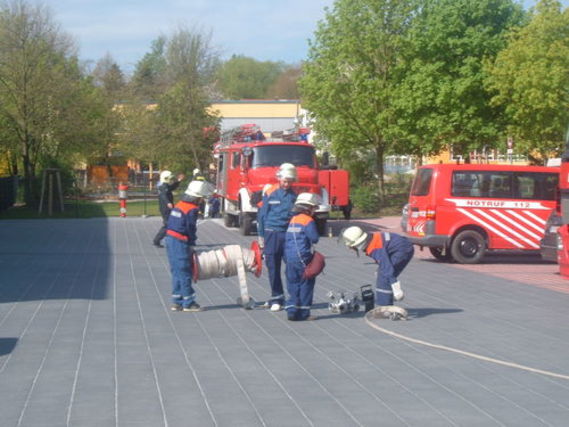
left=351, top=185, right=379, bottom=213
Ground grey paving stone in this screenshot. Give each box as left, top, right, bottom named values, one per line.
left=2, top=217, right=569, bottom=426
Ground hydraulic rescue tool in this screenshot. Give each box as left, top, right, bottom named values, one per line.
left=327, top=291, right=360, bottom=314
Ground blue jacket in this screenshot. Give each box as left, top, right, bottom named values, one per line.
left=284, top=213, right=319, bottom=264
left=257, top=185, right=297, bottom=238
left=366, top=232, right=413, bottom=287
left=166, top=200, right=199, bottom=245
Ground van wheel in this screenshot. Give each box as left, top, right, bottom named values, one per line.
left=429, top=247, right=453, bottom=262
left=450, top=230, right=486, bottom=264
left=239, top=213, right=254, bottom=236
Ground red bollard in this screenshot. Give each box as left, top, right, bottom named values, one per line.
left=118, top=183, right=128, bottom=217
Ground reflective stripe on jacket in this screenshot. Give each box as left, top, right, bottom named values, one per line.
left=257, top=187, right=297, bottom=237
left=284, top=213, right=319, bottom=264
left=166, top=201, right=199, bottom=244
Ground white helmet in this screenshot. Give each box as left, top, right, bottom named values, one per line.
left=342, top=226, right=368, bottom=248
left=160, top=170, right=174, bottom=184
left=185, top=180, right=214, bottom=198
left=276, top=163, right=297, bottom=181
left=193, top=168, right=201, bottom=175
left=295, top=192, right=321, bottom=208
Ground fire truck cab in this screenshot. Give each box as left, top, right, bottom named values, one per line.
left=215, top=124, right=334, bottom=235
left=405, top=163, right=559, bottom=263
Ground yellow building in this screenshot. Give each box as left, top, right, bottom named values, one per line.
left=209, top=100, right=304, bottom=133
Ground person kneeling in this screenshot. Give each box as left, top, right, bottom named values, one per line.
left=284, top=193, right=322, bottom=321
left=341, top=226, right=413, bottom=310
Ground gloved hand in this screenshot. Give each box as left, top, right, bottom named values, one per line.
left=257, top=236, right=264, bottom=250
left=391, top=281, right=404, bottom=301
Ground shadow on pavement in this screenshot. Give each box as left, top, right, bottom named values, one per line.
left=0, top=219, right=111, bottom=303
left=407, top=307, right=463, bottom=318
left=0, top=338, right=18, bottom=356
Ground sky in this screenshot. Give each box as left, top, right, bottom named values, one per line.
left=45, top=0, right=566, bottom=75
left=47, top=0, right=335, bottom=74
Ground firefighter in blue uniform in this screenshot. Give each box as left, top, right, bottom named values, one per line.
left=284, top=193, right=321, bottom=321
left=153, top=170, right=184, bottom=247
left=257, top=163, right=298, bottom=311
left=342, top=226, right=413, bottom=307
left=165, top=180, right=213, bottom=312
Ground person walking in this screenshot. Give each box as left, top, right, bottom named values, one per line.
left=284, top=193, right=321, bottom=321
left=153, top=170, right=184, bottom=248
left=165, top=180, right=213, bottom=312
left=341, top=226, right=413, bottom=308
left=257, top=163, right=298, bottom=311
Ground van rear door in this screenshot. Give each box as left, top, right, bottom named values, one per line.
left=406, top=167, right=435, bottom=237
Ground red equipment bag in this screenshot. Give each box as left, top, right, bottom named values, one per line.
left=302, top=251, right=326, bottom=279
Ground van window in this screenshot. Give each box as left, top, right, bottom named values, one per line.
left=411, top=168, right=433, bottom=196
left=514, top=172, right=558, bottom=200
left=452, top=172, right=483, bottom=197
left=451, top=170, right=557, bottom=200
left=452, top=171, right=512, bottom=198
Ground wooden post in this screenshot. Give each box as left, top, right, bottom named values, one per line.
left=48, top=172, right=53, bottom=216
left=38, top=170, right=47, bottom=214
left=38, top=168, right=65, bottom=215
left=56, top=171, right=64, bottom=212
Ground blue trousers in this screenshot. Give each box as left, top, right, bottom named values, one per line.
left=375, top=247, right=413, bottom=306
left=264, top=230, right=286, bottom=305
left=165, top=236, right=196, bottom=307
left=285, top=260, right=315, bottom=320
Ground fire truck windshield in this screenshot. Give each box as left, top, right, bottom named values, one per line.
left=252, top=145, right=315, bottom=168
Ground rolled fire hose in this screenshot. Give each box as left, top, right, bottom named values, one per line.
left=192, top=242, right=262, bottom=308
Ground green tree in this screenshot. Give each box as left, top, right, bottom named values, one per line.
left=266, top=66, right=302, bottom=99
left=122, top=26, right=220, bottom=174
left=92, top=53, right=126, bottom=99
left=300, top=0, right=415, bottom=199
left=130, top=36, right=168, bottom=101
left=392, top=0, right=525, bottom=161
left=0, top=0, right=107, bottom=203
left=485, top=0, right=569, bottom=161
left=90, top=54, right=128, bottom=180
left=216, top=55, right=285, bottom=99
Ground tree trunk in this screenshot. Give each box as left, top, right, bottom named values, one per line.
left=8, top=151, right=18, bottom=176
left=22, top=151, right=35, bottom=206
left=375, top=145, right=385, bottom=206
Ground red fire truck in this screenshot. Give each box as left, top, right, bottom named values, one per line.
left=215, top=124, right=350, bottom=235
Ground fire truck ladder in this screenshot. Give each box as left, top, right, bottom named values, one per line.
left=220, top=124, right=261, bottom=146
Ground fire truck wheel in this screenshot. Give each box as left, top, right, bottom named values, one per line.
left=429, top=247, right=453, bottom=262
left=239, top=213, right=254, bottom=236
left=315, top=219, right=327, bottom=236
left=450, top=230, right=486, bottom=264
left=224, top=213, right=236, bottom=228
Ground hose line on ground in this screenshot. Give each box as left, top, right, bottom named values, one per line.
left=364, top=309, right=569, bottom=381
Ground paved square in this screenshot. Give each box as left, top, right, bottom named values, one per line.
left=1, top=217, right=569, bottom=426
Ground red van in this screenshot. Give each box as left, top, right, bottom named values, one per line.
left=404, top=163, right=559, bottom=263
